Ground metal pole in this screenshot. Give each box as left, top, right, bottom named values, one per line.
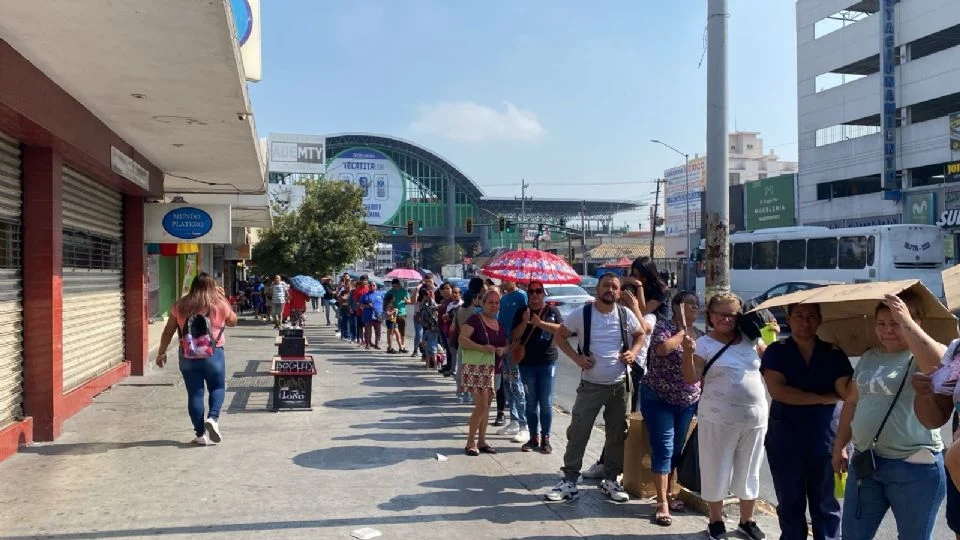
left=705, top=0, right=730, bottom=297
left=446, top=176, right=457, bottom=265
left=684, top=153, right=692, bottom=289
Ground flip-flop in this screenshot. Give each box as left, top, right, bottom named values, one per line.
left=465, top=447, right=479, bottom=456
left=478, top=445, right=497, bottom=454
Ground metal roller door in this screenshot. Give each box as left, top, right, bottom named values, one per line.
left=0, top=134, right=22, bottom=428
left=62, top=167, right=124, bottom=391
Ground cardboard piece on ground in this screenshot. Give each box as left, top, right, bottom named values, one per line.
left=623, top=412, right=697, bottom=499
left=944, top=265, right=960, bottom=311
left=752, top=279, right=958, bottom=357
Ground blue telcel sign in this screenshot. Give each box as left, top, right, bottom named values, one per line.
left=881, top=0, right=897, bottom=193
left=162, top=207, right=214, bottom=239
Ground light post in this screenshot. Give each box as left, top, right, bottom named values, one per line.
left=652, top=139, right=693, bottom=288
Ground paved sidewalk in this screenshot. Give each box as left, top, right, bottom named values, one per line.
left=0, top=316, right=780, bottom=539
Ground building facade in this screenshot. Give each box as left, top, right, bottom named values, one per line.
left=797, top=0, right=960, bottom=241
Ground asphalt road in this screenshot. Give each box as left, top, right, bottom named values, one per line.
left=550, top=337, right=953, bottom=540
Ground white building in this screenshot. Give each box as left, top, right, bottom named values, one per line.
left=728, top=132, right=798, bottom=185
left=796, top=0, right=960, bottom=234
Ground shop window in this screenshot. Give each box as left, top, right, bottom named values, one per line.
left=777, top=239, right=806, bottom=269
left=752, top=241, right=778, bottom=270
left=732, top=243, right=752, bottom=269
left=807, top=238, right=839, bottom=269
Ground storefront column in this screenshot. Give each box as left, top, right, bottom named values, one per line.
left=124, top=196, right=148, bottom=376
left=21, top=146, right=64, bottom=441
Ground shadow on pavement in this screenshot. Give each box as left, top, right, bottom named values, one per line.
left=292, top=445, right=433, bottom=470
left=20, top=440, right=194, bottom=455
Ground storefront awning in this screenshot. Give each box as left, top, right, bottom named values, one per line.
left=0, top=0, right=265, bottom=195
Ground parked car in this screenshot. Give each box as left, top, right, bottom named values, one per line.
left=747, top=280, right=841, bottom=330
left=544, top=284, right=594, bottom=318
left=579, top=276, right=598, bottom=296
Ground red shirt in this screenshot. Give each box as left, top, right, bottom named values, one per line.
left=283, top=288, right=309, bottom=319
left=352, top=285, right=368, bottom=315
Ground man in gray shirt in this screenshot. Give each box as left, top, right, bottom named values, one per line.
left=532, top=273, right=644, bottom=503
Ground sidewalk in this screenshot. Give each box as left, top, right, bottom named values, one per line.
left=0, top=316, right=780, bottom=539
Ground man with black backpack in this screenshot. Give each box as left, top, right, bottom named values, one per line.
left=533, top=273, right=645, bottom=503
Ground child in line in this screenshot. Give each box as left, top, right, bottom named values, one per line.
left=385, top=297, right=401, bottom=354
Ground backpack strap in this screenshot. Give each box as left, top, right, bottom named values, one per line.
left=577, top=304, right=592, bottom=356
left=617, top=305, right=629, bottom=353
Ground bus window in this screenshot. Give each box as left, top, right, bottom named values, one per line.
left=867, top=235, right=876, bottom=266
left=839, top=236, right=868, bottom=269
left=732, top=243, right=752, bottom=269
left=752, top=241, right=778, bottom=269
left=807, top=237, right=838, bottom=269
left=778, top=239, right=806, bottom=269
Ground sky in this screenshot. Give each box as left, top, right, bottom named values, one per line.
left=248, top=0, right=800, bottom=229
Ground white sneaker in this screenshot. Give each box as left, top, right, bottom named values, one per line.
left=498, top=422, right=520, bottom=436
left=204, top=418, right=222, bottom=443
left=545, top=479, right=579, bottom=502
left=600, top=479, right=629, bottom=502
left=581, top=461, right=606, bottom=479
left=511, top=429, right=530, bottom=444
left=191, top=435, right=208, bottom=445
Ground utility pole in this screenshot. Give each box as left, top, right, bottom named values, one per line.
left=705, top=0, right=730, bottom=298
left=580, top=200, right=587, bottom=275
left=518, top=178, right=530, bottom=248
left=649, top=178, right=665, bottom=256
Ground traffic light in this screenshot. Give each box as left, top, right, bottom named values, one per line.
left=391, top=227, right=397, bottom=235
left=537, top=223, right=544, bottom=235
left=505, top=219, right=513, bottom=233
left=417, top=222, right=424, bottom=232
left=465, top=217, right=474, bottom=234
left=498, top=216, right=506, bottom=232
left=406, top=219, right=414, bottom=237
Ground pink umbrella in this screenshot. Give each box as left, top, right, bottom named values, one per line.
left=385, top=268, right=422, bottom=280
left=481, top=249, right=580, bottom=285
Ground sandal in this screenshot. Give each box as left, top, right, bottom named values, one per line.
left=478, top=445, right=498, bottom=454
left=668, top=499, right=686, bottom=513
left=465, top=447, right=479, bottom=456
left=654, top=504, right=672, bottom=527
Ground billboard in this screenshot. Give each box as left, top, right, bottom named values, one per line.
left=268, top=133, right=326, bottom=174
left=230, top=0, right=261, bottom=82
left=745, top=175, right=796, bottom=230
left=664, top=157, right=705, bottom=237
left=327, top=147, right=405, bottom=226
left=268, top=184, right=306, bottom=215
left=950, top=112, right=960, bottom=152
left=905, top=192, right=937, bottom=225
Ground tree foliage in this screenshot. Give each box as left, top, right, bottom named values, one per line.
left=252, top=180, right=379, bottom=277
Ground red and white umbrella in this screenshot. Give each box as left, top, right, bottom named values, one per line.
left=481, top=249, right=580, bottom=285
left=385, top=268, right=423, bottom=280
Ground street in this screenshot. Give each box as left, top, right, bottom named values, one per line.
left=550, top=336, right=954, bottom=540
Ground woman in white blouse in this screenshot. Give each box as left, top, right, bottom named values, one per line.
left=682, top=292, right=768, bottom=540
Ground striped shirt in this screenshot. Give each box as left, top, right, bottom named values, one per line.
left=272, top=283, right=289, bottom=304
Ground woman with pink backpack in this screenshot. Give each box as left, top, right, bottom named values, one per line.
left=155, top=273, right=238, bottom=445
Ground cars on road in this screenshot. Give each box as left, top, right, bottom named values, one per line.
left=747, top=280, right=841, bottom=329
left=544, top=284, right=594, bottom=318
left=578, top=276, right=598, bottom=296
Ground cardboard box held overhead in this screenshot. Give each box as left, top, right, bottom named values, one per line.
left=751, top=280, right=958, bottom=357
left=942, top=265, right=960, bottom=312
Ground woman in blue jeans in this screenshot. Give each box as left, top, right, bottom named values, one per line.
left=833, top=294, right=946, bottom=540
left=156, top=273, right=237, bottom=445
left=641, top=290, right=703, bottom=526
left=513, top=280, right=563, bottom=454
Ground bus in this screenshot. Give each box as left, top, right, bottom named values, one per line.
left=694, top=224, right=946, bottom=303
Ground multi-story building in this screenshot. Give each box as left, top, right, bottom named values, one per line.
left=728, top=132, right=799, bottom=185
left=796, top=0, right=960, bottom=244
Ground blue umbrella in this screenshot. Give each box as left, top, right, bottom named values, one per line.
left=290, top=275, right=325, bottom=297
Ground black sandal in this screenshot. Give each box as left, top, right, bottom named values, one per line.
left=465, top=447, right=479, bottom=456
left=478, top=445, right=497, bottom=454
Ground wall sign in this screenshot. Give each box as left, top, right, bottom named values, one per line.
left=745, top=174, right=796, bottom=230
left=110, top=146, right=150, bottom=191
left=905, top=192, right=936, bottom=225
left=880, top=0, right=897, bottom=191
left=950, top=112, right=960, bottom=152
left=144, top=203, right=232, bottom=244
left=268, top=133, right=326, bottom=174
left=937, top=210, right=960, bottom=228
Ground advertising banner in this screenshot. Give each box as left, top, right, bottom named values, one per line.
left=745, top=175, right=795, bottom=230
left=880, top=0, right=897, bottom=191
left=951, top=112, right=960, bottom=152
left=230, top=0, right=261, bottom=82
left=144, top=204, right=232, bottom=244
left=664, top=157, right=705, bottom=237
left=268, top=133, right=325, bottom=174
left=268, top=184, right=306, bottom=215
left=327, top=147, right=405, bottom=226
left=905, top=192, right=937, bottom=225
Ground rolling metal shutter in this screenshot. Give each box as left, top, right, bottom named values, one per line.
left=62, top=167, right=125, bottom=391
left=0, top=134, right=23, bottom=428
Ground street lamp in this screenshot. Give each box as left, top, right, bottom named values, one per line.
left=651, top=139, right=693, bottom=287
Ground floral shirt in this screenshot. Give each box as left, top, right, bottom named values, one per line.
left=642, top=319, right=703, bottom=407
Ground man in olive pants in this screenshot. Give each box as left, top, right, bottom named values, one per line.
left=532, top=273, right=644, bottom=503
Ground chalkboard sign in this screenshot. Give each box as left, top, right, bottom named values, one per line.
left=273, top=375, right=312, bottom=410
left=274, top=358, right=313, bottom=373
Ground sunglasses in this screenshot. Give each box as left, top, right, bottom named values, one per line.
left=528, top=288, right=545, bottom=294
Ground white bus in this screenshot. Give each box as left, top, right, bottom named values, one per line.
left=694, top=224, right=946, bottom=303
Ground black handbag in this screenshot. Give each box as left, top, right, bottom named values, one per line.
left=676, top=336, right=737, bottom=492
left=850, top=357, right=913, bottom=481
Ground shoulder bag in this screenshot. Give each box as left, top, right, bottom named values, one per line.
left=510, top=306, right=546, bottom=365
left=850, top=357, right=914, bottom=481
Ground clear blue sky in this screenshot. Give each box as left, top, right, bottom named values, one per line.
left=248, top=0, right=798, bottom=228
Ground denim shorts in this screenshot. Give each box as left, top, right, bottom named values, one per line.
left=424, top=330, right=440, bottom=355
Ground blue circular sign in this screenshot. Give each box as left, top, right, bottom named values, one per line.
left=162, top=207, right=214, bottom=240
left=231, top=0, right=253, bottom=46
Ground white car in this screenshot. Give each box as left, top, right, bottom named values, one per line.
left=543, top=284, right=594, bottom=318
